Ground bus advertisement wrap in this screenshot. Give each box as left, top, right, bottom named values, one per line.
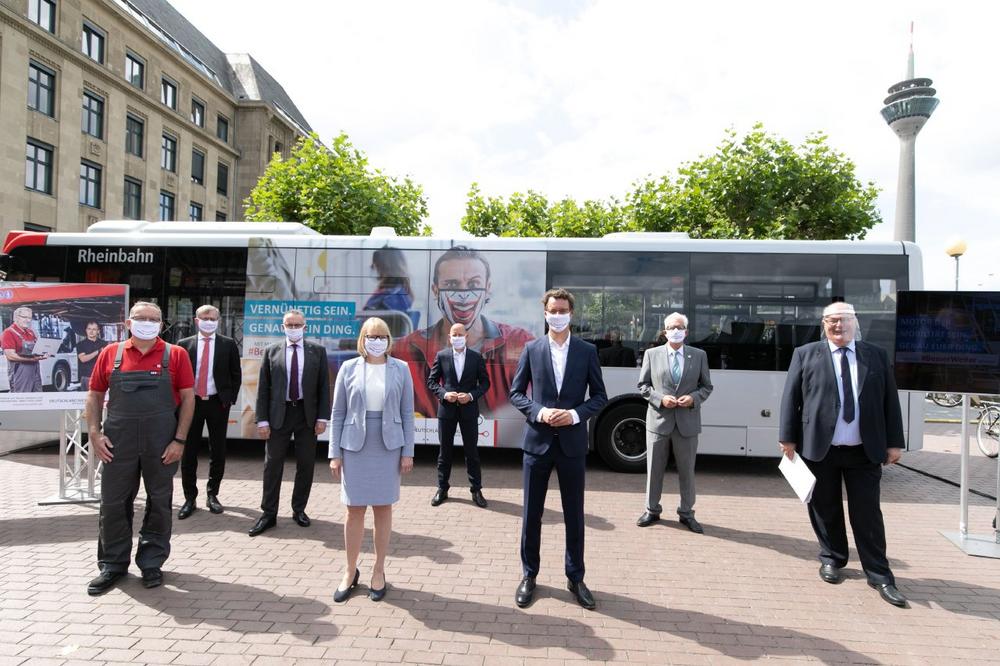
left=238, top=241, right=545, bottom=441
left=0, top=282, right=128, bottom=410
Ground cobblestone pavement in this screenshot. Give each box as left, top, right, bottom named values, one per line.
left=1, top=423, right=998, bottom=665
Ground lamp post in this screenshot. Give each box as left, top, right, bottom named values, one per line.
left=945, top=237, right=967, bottom=291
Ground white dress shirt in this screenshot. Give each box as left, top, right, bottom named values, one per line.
left=538, top=334, right=580, bottom=425
left=828, top=339, right=861, bottom=446
left=284, top=339, right=304, bottom=402
left=453, top=347, right=466, bottom=382
left=195, top=332, right=217, bottom=396
left=365, top=362, right=386, bottom=411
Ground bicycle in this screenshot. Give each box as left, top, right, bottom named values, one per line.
left=928, top=392, right=963, bottom=408
left=975, top=399, right=1000, bottom=459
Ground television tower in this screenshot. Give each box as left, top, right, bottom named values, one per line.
left=880, top=23, right=939, bottom=242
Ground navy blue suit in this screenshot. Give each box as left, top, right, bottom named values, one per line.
left=509, top=335, right=607, bottom=582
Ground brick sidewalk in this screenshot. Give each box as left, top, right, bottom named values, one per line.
left=1, top=425, right=999, bottom=665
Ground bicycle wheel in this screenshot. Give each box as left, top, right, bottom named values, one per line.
left=975, top=404, right=1000, bottom=458
left=930, top=393, right=963, bottom=408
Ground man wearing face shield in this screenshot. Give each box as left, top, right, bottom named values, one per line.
left=395, top=246, right=534, bottom=418
left=84, top=301, right=195, bottom=595
left=2, top=306, right=47, bottom=392
left=636, top=313, right=713, bottom=533
left=177, top=305, right=242, bottom=519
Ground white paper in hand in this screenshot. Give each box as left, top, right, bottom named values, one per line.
left=778, top=452, right=816, bottom=503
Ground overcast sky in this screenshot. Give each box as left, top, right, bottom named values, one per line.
left=171, top=0, right=998, bottom=291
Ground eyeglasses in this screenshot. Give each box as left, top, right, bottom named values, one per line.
left=283, top=323, right=305, bottom=329
left=822, top=316, right=853, bottom=325
left=365, top=335, right=389, bottom=341
left=665, top=325, right=686, bottom=331
left=131, top=317, right=161, bottom=323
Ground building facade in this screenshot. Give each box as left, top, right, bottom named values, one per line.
left=0, top=0, right=312, bottom=236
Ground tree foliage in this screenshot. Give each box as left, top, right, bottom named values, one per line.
left=245, top=132, right=430, bottom=236
left=462, top=124, right=881, bottom=240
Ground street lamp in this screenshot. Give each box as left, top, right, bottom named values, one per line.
left=945, top=237, right=967, bottom=291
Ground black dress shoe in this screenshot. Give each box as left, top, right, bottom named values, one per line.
left=369, top=574, right=388, bottom=601
left=515, top=576, right=536, bottom=608
left=679, top=516, right=704, bottom=534
left=292, top=511, right=311, bottom=527
left=248, top=515, right=277, bottom=537
left=431, top=489, right=448, bottom=506
left=568, top=580, right=596, bottom=610
left=819, top=564, right=842, bottom=584
left=636, top=511, right=660, bottom=527
left=471, top=489, right=488, bottom=508
left=87, top=570, right=124, bottom=596
left=141, top=569, right=163, bottom=589
left=206, top=495, right=224, bottom=514
left=869, top=582, right=908, bottom=608
left=334, top=568, right=359, bottom=603
left=177, top=500, right=196, bottom=520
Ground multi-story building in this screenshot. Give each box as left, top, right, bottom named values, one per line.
left=0, top=0, right=312, bottom=235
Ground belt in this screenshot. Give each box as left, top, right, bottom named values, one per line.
left=285, top=400, right=302, bottom=407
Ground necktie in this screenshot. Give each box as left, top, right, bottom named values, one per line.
left=840, top=347, right=855, bottom=423
left=289, top=344, right=300, bottom=401
left=671, top=352, right=681, bottom=384
left=196, top=336, right=210, bottom=398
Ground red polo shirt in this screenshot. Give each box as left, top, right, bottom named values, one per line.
left=1, top=324, right=37, bottom=351
left=89, top=338, right=194, bottom=406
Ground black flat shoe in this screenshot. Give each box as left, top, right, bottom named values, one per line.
left=869, top=582, right=908, bottom=608
left=87, top=570, right=124, bottom=596
left=206, top=495, right=224, bottom=514
left=515, top=576, right=536, bottom=608
left=369, top=574, right=387, bottom=601
left=471, top=489, right=488, bottom=508
left=679, top=516, right=704, bottom=534
left=177, top=500, right=196, bottom=520
left=334, top=568, right=360, bottom=603
left=568, top=580, right=596, bottom=610
left=636, top=511, right=660, bottom=527
left=819, top=564, right=842, bottom=584
left=248, top=515, right=276, bottom=537
left=431, top=489, right=448, bottom=506
left=292, top=511, right=311, bottom=527
left=141, top=569, right=163, bottom=589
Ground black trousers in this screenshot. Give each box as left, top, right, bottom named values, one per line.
left=521, top=439, right=586, bottom=583
left=181, top=395, right=229, bottom=500
left=260, top=403, right=316, bottom=516
left=803, top=444, right=894, bottom=585
left=437, top=416, right=482, bottom=492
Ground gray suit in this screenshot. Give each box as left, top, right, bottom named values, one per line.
left=638, top=344, right=713, bottom=517
left=328, top=356, right=415, bottom=458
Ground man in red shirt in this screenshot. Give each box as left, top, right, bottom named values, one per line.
left=2, top=306, right=47, bottom=392
left=85, top=301, right=195, bottom=595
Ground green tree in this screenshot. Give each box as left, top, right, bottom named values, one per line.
left=245, top=132, right=430, bottom=236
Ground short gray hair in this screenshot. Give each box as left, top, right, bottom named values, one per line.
left=822, top=302, right=856, bottom=319
left=664, top=312, right=688, bottom=329
left=129, top=301, right=162, bottom=318
left=196, top=304, right=220, bottom=318
left=13, top=306, right=32, bottom=318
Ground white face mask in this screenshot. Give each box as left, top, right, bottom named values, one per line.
left=364, top=337, right=388, bottom=358
left=197, top=319, right=219, bottom=334
left=545, top=312, right=571, bottom=333
left=666, top=329, right=686, bottom=344
left=129, top=320, right=161, bottom=340
left=284, top=326, right=304, bottom=342
left=450, top=335, right=466, bottom=351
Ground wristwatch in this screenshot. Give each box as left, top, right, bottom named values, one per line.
left=172, top=437, right=186, bottom=445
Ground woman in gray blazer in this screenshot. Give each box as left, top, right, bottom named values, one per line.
left=329, top=317, right=415, bottom=602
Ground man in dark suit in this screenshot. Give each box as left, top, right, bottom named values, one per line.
left=426, top=322, right=491, bottom=508
left=509, top=288, right=607, bottom=610
left=598, top=328, right=636, bottom=368
left=250, top=309, right=331, bottom=536
left=779, top=301, right=907, bottom=608
left=177, top=305, right=242, bottom=518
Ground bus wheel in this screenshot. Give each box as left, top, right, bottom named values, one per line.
left=51, top=362, right=71, bottom=392
left=596, top=403, right=647, bottom=473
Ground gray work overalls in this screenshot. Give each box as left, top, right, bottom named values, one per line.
left=6, top=327, right=42, bottom=392
left=97, top=342, right=179, bottom=573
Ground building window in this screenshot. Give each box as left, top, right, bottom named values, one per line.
left=28, top=0, right=56, bottom=32
left=82, top=21, right=105, bottom=64
left=159, top=191, right=175, bottom=221
left=189, top=202, right=203, bottom=221
left=125, top=53, right=144, bottom=89
left=81, top=91, right=104, bottom=139
left=191, top=149, right=205, bottom=185
left=28, top=62, right=56, bottom=117
left=216, top=115, right=229, bottom=142
left=123, top=177, right=142, bottom=219
left=274, top=141, right=283, bottom=156
left=125, top=114, right=144, bottom=157
left=191, top=98, right=205, bottom=127
left=25, top=140, right=54, bottom=194
left=161, top=77, right=177, bottom=110
left=79, top=160, right=102, bottom=208
left=215, top=211, right=227, bottom=222
left=161, top=134, right=177, bottom=172
left=216, top=162, right=229, bottom=196
left=24, top=222, right=53, bottom=232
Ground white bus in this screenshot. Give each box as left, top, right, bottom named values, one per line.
left=1, top=221, right=923, bottom=471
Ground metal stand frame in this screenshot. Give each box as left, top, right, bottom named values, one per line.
left=38, top=410, right=101, bottom=505
left=941, top=394, right=1000, bottom=557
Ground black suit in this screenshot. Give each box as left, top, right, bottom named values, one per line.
left=255, top=339, right=331, bottom=517
left=178, top=333, right=241, bottom=500
left=426, top=347, right=490, bottom=492
left=779, top=339, right=904, bottom=585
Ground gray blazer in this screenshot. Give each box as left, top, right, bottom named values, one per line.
left=328, top=356, right=415, bottom=459
left=638, top=344, right=713, bottom=437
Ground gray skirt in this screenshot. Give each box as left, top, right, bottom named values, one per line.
left=341, top=411, right=401, bottom=506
